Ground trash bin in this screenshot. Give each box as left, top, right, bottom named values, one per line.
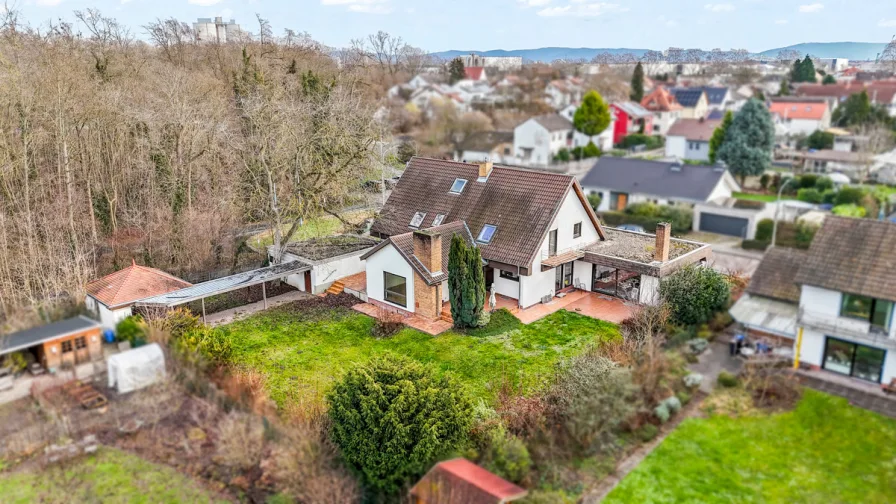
left=103, top=329, right=115, bottom=344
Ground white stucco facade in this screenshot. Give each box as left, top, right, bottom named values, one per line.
left=665, top=137, right=711, bottom=162
left=364, top=243, right=416, bottom=313
left=85, top=295, right=133, bottom=331
left=513, top=119, right=570, bottom=166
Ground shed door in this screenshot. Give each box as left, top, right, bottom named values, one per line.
left=699, top=213, right=749, bottom=238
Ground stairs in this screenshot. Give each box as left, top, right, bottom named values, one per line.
left=325, top=281, right=345, bottom=296
left=440, top=308, right=453, bottom=323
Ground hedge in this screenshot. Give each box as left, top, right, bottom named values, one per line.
left=599, top=210, right=691, bottom=235
left=742, top=239, right=769, bottom=251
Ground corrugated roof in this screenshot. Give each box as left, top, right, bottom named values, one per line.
left=85, top=260, right=192, bottom=309
left=667, top=118, right=722, bottom=142
left=747, top=247, right=806, bottom=303
left=1, top=316, right=100, bottom=356
left=136, top=262, right=310, bottom=307
left=580, top=157, right=730, bottom=202
left=613, top=101, right=652, bottom=118
left=409, top=458, right=528, bottom=504
left=371, top=157, right=601, bottom=269
left=729, top=294, right=798, bottom=338
left=794, top=217, right=896, bottom=301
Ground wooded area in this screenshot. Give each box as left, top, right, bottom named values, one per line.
left=0, top=10, right=387, bottom=329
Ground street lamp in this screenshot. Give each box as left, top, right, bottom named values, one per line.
left=771, top=177, right=795, bottom=248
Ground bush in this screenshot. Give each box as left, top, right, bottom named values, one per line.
left=717, top=371, right=739, bottom=388
left=554, top=148, right=570, bottom=162
left=822, top=189, right=837, bottom=204
left=587, top=193, right=602, bottom=211
left=619, top=133, right=664, bottom=150
left=683, top=373, right=703, bottom=388
left=815, top=176, right=834, bottom=192
left=797, top=187, right=823, bottom=204
left=1, top=352, right=27, bottom=373
left=795, top=223, right=818, bottom=248
left=616, top=202, right=693, bottom=234
left=327, top=353, right=473, bottom=496
left=741, top=239, right=769, bottom=251
left=660, top=265, right=731, bottom=326
left=116, top=315, right=147, bottom=346
left=755, top=219, right=774, bottom=242
left=686, top=338, right=709, bottom=354
left=654, top=403, right=670, bottom=423
left=636, top=424, right=659, bottom=442
left=661, top=396, right=682, bottom=414
left=832, top=204, right=866, bottom=218
left=583, top=141, right=601, bottom=158
left=798, top=173, right=818, bottom=189
left=709, top=311, right=734, bottom=332
left=676, top=390, right=692, bottom=406
left=759, top=173, right=770, bottom=190
left=479, top=425, right=531, bottom=484
left=215, top=411, right=265, bottom=471
left=371, top=309, right=404, bottom=338
left=834, top=186, right=866, bottom=206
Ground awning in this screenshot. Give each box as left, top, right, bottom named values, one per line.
left=729, top=294, right=798, bottom=338
left=541, top=250, right=585, bottom=269
left=136, top=261, right=310, bottom=308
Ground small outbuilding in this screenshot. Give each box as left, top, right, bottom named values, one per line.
left=1, top=316, right=102, bottom=373
left=107, top=343, right=166, bottom=394
left=409, top=458, right=528, bottom=504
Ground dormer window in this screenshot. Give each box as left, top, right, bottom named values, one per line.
left=450, top=178, right=467, bottom=194
left=477, top=224, right=497, bottom=244
left=432, top=214, right=446, bottom=226
left=410, top=212, right=426, bottom=228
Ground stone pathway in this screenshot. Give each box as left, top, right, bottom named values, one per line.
left=204, top=290, right=313, bottom=326
left=688, top=340, right=743, bottom=394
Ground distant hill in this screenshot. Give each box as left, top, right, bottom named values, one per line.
left=431, top=42, right=888, bottom=63
left=758, top=42, right=888, bottom=61
left=431, top=47, right=650, bottom=63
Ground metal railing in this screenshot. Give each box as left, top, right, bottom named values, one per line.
left=798, top=308, right=896, bottom=348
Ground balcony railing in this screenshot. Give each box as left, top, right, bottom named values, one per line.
left=798, top=308, right=896, bottom=348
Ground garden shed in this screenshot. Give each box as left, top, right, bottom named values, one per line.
left=107, top=343, right=166, bottom=394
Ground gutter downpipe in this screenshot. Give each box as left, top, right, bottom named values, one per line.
left=793, top=326, right=804, bottom=370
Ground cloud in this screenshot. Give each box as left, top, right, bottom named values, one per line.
left=537, top=2, right=627, bottom=17
left=188, top=0, right=222, bottom=5
left=704, top=3, right=735, bottom=12
left=775, top=19, right=788, bottom=24
left=798, top=3, right=824, bottom=13
left=879, top=19, right=896, bottom=28
left=321, top=0, right=392, bottom=14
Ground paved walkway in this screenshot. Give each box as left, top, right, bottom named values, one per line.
left=688, top=340, right=744, bottom=394
left=205, top=290, right=313, bottom=326
left=795, top=370, right=896, bottom=418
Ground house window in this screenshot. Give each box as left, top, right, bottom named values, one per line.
left=432, top=214, right=446, bottom=227
left=450, top=178, right=468, bottom=194
left=383, top=272, right=407, bottom=307
left=61, top=340, right=73, bottom=353
left=477, top=224, right=497, bottom=244
left=75, top=336, right=87, bottom=350
left=409, top=212, right=426, bottom=228
left=573, top=222, right=582, bottom=238
left=823, top=337, right=886, bottom=383
left=499, top=270, right=519, bottom=282
left=840, top=293, right=894, bottom=331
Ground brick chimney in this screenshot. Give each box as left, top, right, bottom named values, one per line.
left=478, top=161, right=493, bottom=179
left=654, top=223, right=671, bottom=262
left=413, top=230, right=443, bottom=274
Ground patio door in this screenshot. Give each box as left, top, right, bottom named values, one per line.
left=822, top=337, right=886, bottom=383
left=555, top=262, right=573, bottom=291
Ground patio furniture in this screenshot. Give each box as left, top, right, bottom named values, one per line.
left=883, top=379, right=896, bottom=395
left=28, top=362, right=45, bottom=376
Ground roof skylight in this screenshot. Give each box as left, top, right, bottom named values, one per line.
left=450, top=178, right=468, bottom=194
left=410, top=212, right=426, bottom=228
left=477, top=224, right=497, bottom=244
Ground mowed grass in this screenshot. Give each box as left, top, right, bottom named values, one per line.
left=216, top=307, right=619, bottom=407
left=0, top=448, right=225, bottom=504
left=605, top=390, right=896, bottom=504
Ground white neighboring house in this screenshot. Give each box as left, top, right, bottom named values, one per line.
left=640, top=87, right=683, bottom=136
left=455, top=131, right=515, bottom=163
left=730, top=248, right=805, bottom=344
left=544, top=78, right=584, bottom=109
left=665, top=118, right=722, bottom=162
left=513, top=114, right=574, bottom=166
left=768, top=100, right=832, bottom=141
left=795, top=217, right=896, bottom=387
left=272, top=236, right=378, bottom=295
left=410, top=85, right=468, bottom=116
left=580, top=157, right=740, bottom=212
left=558, top=104, right=615, bottom=152
left=85, top=260, right=192, bottom=330
left=387, top=74, right=431, bottom=99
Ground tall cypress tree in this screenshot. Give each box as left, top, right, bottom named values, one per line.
left=447, top=234, right=469, bottom=326
left=800, top=55, right=817, bottom=83
left=630, top=62, right=645, bottom=102
left=467, top=245, right=485, bottom=325
left=447, top=234, right=486, bottom=328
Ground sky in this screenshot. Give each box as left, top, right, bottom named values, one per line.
left=10, top=0, right=896, bottom=53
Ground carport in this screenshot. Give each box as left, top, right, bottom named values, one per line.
left=135, top=261, right=311, bottom=322
left=698, top=213, right=750, bottom=237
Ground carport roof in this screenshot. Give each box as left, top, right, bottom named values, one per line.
left=1, top=316, right=101, bottom=356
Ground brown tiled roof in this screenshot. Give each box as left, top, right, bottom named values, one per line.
left=85, top=260, right=192, bottom=308
left=458, top=131, right=514, bottom=153
left=794, top=217, right=896, bottom=301
left=372, top=157, right=603, bottom=269
left=385, top=221, right=474, bottom=285
left=667, top=118, right=721, bottom=142
left=747, top=248, right=807, bottom=303
left=532, top=113, right=573, bottom=132
left=641, top=87, right=682, bottom=112
left=409, top=458, right=528, bottom=504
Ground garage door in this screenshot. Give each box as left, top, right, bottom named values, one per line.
left=699, top=213, right=749, bottom=237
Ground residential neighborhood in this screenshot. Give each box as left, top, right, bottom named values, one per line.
left=2, top=3, right=896, bottom=504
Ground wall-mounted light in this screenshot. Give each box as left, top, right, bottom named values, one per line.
left=51, top=346, right=57, bottom=354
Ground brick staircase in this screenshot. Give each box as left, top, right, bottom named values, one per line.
left=440, top=308, right=453, bottom=323
left=325, top=280, right=345, bottom=296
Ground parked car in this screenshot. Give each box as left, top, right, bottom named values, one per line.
left=617, top=224, right=646, bottom=233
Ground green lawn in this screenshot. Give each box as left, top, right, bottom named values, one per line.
left=732, top=191, right=798, bottom=203
left=0, top=448, right=225, bottom=503
left=216, top=307, right=619, bottom=407
left=605, top=390, right=896, bottom=503
left=249, top=210, right=375, bottom=248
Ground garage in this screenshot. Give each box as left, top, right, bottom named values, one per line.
left=699, top=213, right=749, bottom=237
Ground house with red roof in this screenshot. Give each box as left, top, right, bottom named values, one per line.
left=85, top=260, right=192, bottom=330
left=768, top=98, right=831, bottom=141
left=544, top=77, right=584, bottom=108
left=640, top=87, right=683, bottom=135
left=409, top=458, right=528, bottom=504
left=464, top=66, right=487, bottom=82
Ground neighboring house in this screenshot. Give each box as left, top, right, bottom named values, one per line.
left=0, top=316, right=102, bottom=376
left=866, top=82, right=896, bottom=117
left=366, top=157, right=713, bottom=318
left=794, top=149, right=872, bottom=182
left=793, top=81, right=896, bottom=116
left=730, top=248, right=806, bottom=343
left=665, top=118, right=722, bottom=162
left=463, top=66, right=487, bottom=82
left=700, top=86, right=733, bottom=111
left=640, top=87, right=683, bottom=136
left=513, top=113, right=574, bottom=166
left=768, top=99, right=831, bottom=142
left=456, top=130, right=515, bottom=163
left=670, top=88, right=709, bottom=119
left=609, top=102, right=654, bottom=145
left=386, top=74, right=431, bottom=100
left=558, top=104, right=615, bottom=152
left=409, top=458, right=528, bottom=504
left=544, top=77, right=584, bottom=109
left=580, top=157, right=739, bottom=212
left=275, top=235, right=379, bottom=295
left=85, top=260, right=192, bottom=330
left=410, top=85, right=468, bottom=115
left=795, top=217, right=896, bottom=386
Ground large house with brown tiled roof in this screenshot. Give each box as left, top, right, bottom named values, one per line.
left=85, top=260, right=192, bottom=329
left=364, top=157, right=713, bottom=321
left=730, top=248, right=806, bottom=344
